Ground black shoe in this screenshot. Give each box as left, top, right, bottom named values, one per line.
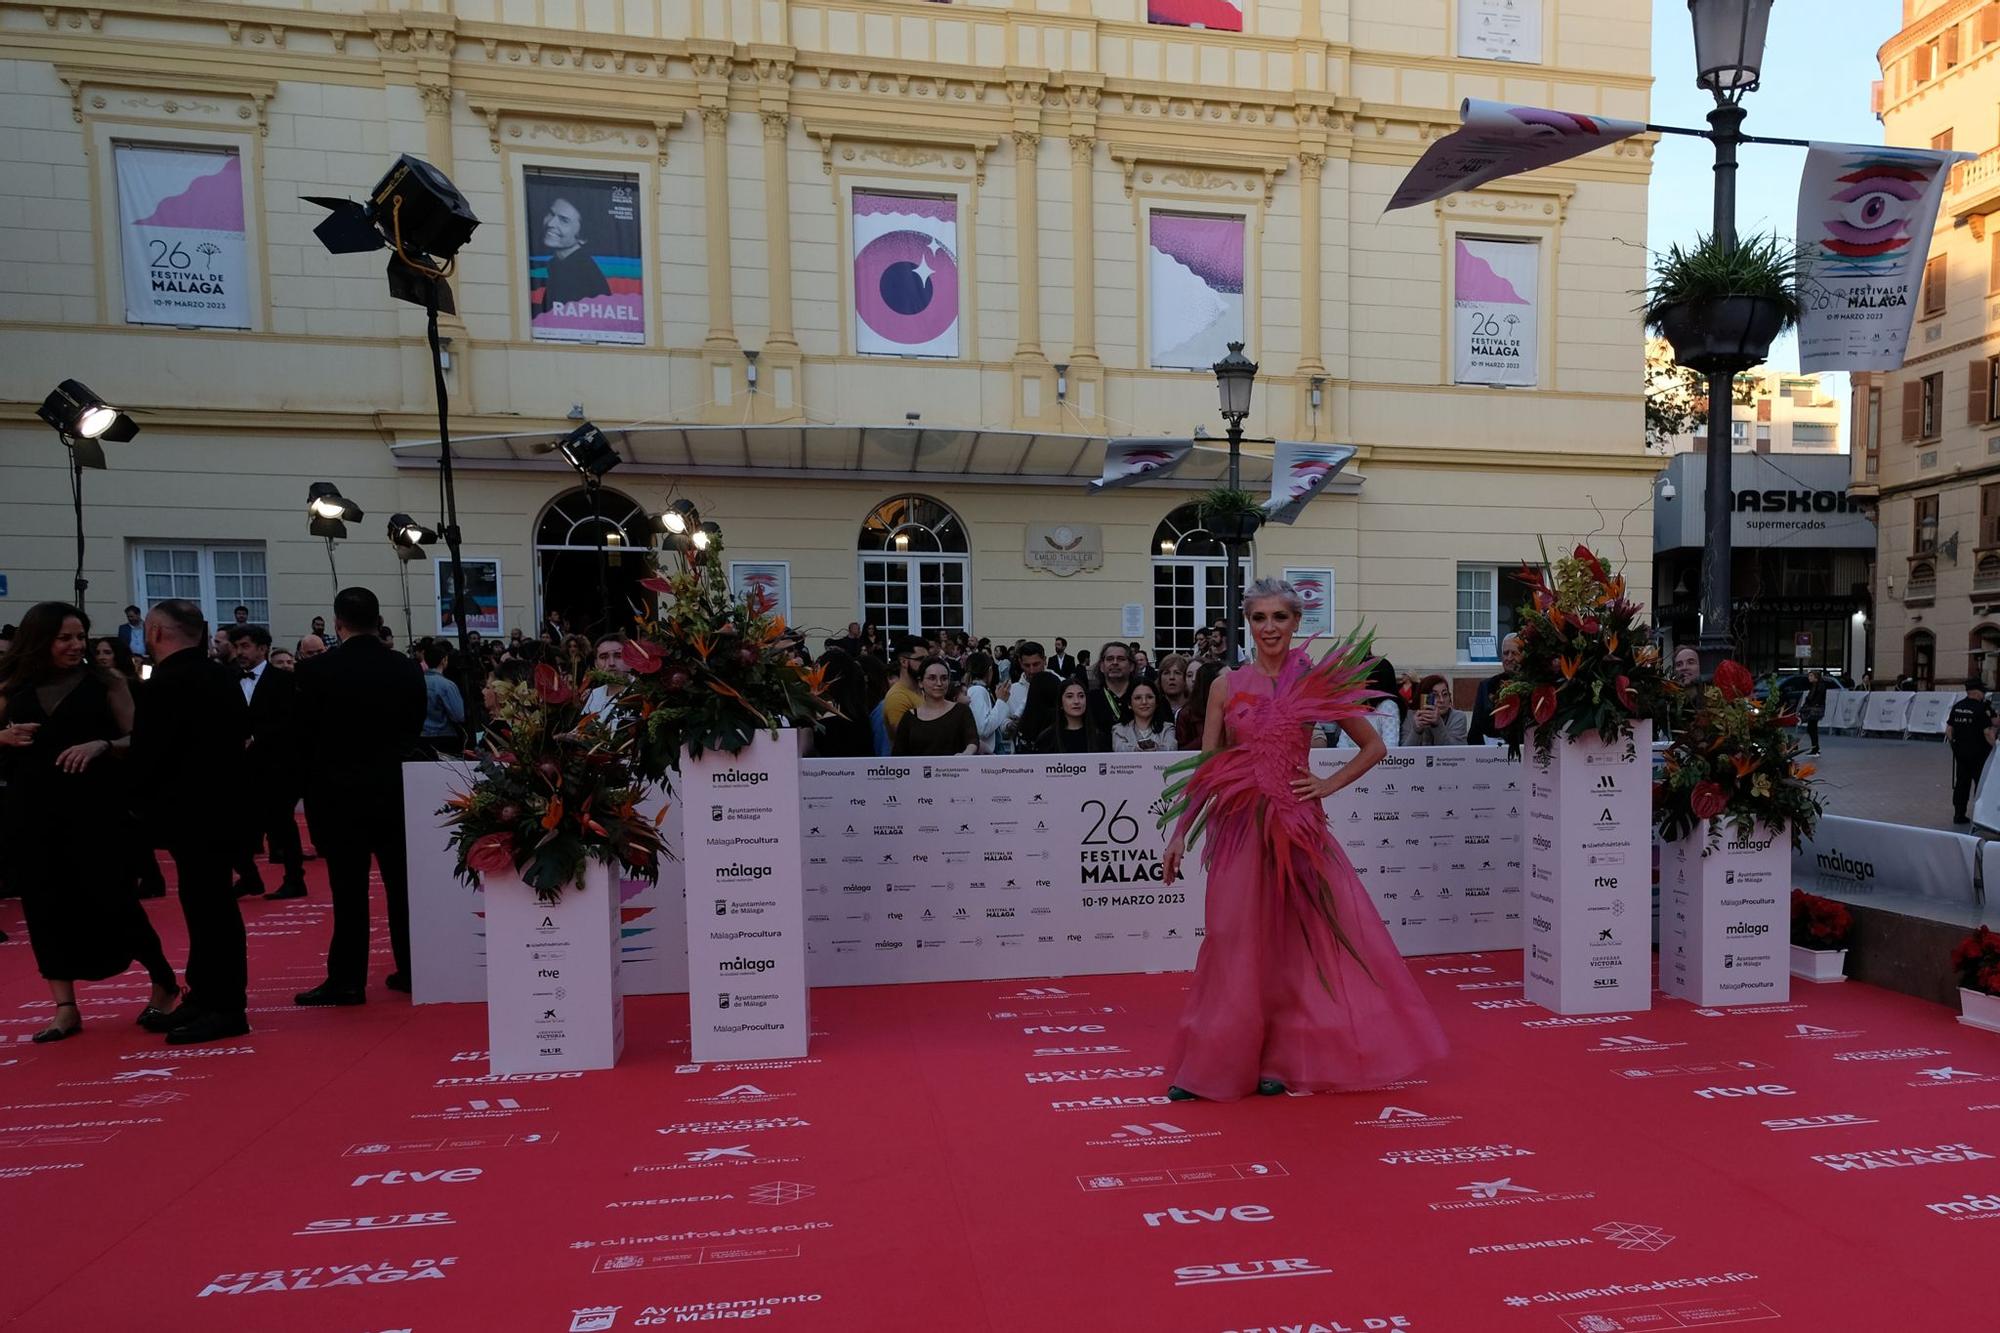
left=139, top=1004, right=200, bottom=1034
left=294, top=983, right=365, bottom=1007
left=166, top=1011, right=250, bottom=1045
left=1256, top=1078, right=1287, bottom=1097
left=1166, top=1085, right=1200, bottom=1102
left=384, top=972, right=411, bottom=994
left=266, top=881, right=307, bottom=901
left=32, top=1002, right=82, bottom=1044
left=233, top=878, right=265, bottom=899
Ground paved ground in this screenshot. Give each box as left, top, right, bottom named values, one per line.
left=1798, top=731, right=1981, bottom=832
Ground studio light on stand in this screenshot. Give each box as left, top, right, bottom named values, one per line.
left=307, top=481, right=363, bottom=597
left=37, top=379, right=138, bottom=615
left=652, top=497, right=699, bottom=539
left=387, top=513, right=437, bottom=643
left=304, top=154, right=480, bottom=663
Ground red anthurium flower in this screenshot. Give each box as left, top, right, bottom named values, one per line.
left=1689, top=780, right=1728, bottom=821
left=1574, top=545, right=1610, bottom=586
left=639, top=575, right=674, bottom=595
left=1713, top=660, right=1754, bottom=702
left=1531, top=684, right=1558, bottom=725
left=534, top=663, right=574, bottom=704
left=1576, top=615, right=1601, bottom=636
left=1491, top=696, right=1520, bottom=730
left=1614, top=675, right=1636, bottom=711
left=466, top=832, right=516, bottom=876
left=624, top=637, right=665, bottom=675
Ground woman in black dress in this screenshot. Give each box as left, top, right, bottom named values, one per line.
left=1033, top=678, right=1108, bottom=754
left=0, top=603, right=179, bottom=1042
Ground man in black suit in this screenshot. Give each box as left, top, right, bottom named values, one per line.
left=132, top=599, right=252, bottom=1045
left=226, top=624, right=307, bottom=899
left=1468, top=633, right=1523, bottom=747
left=293, top=587, right=426, bottom=1005
left=1046, top=638, right=1075, bottom=679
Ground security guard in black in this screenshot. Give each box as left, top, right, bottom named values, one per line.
left=1947, top=678, right=1996, bottom=824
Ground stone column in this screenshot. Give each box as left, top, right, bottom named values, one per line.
left=1069, top=133, right=1098, bottom=365
left=761, top=109, right=797, bottom=353
left=1297, top=150, right=1327, bottom=378
left=700, top=104, right=737, bottom=350
left=1012, top=129, right=1044, bottom=359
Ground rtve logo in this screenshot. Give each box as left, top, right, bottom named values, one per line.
left=1693, top=1084, right=1794, bottom=1100
left=1022, top=1024, right=1104, bottom=1035
left=350, top=1168, right=484, bottom=1186
left=1143, top=1204, right=1272, bottom=1227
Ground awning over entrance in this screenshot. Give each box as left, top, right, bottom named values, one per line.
left=386, top=423, right=1366, bottom=493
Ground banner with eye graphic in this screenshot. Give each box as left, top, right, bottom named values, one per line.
left=1797, top=144, right=1974, bottom=372
left=853, top=190, right=960, bottom=358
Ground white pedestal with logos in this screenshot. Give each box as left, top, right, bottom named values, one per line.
left=1522, top=722, right=1653, bottom=1015
left=681, top=733, right=809, bottom=1062
left=1659, top=822, right=1790, bottom=1008
left=485, top=862, right=624, bottom=1075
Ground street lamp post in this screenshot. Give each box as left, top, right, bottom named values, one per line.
left=1688, top=0, right=1774, bottom=674
left=1212, top=342, right=1260, bottom=666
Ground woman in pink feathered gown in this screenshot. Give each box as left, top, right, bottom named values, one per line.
left=1160, top=579, right=1447, bottom=1101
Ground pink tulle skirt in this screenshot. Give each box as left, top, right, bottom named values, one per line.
left=1168, top=825, right=1448, bottom=1102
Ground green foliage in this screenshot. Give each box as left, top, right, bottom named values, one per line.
left=1643, top=232, right=1802, bottom=332
left=1197, top=486, right=1261, bottom=517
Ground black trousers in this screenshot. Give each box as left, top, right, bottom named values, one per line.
left=1954, top=745, right=1992, bottom=819
left=316, top=790, right=411, bottom=989
left=234, top=784, right=303, bottom=885
left=1804, top=716, right=1821, bottom=751
left=166, top=842, right=247, bottom=1015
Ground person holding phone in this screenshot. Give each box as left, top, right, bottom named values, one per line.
left=1401, top=674, right=1468, bottom=746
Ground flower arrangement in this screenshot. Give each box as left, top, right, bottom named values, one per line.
left=1654, top=660, right=1824, bottom=850
left=1489, top=543, right=1668, bottom=762
left=1952, top=925, right=2000, bottom=998
left=1791, top=889, right=1853, bottom=951
left=615, top=526, right=831, bottom=782
left=442, top=663, right=666, bottom=903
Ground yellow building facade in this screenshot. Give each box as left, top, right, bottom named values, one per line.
left=0, top=0, right=1655, bottom=679
left=1859, top=0, right=2000, bottom=688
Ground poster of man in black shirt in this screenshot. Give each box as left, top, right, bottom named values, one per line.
left=525, top=167, right=643, bottom=344
left=1947, top=677, right=1996, bottom=824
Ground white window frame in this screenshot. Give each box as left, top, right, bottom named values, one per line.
left=1150, top=553, right=1254, bottom=657
left=131, top=542, right=269, bottom=629
left=857, top=553, right=971, bottom=640
left=1456, top=562, right=1542, bottom=666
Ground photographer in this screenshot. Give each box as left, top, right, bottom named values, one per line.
left=1401, top=674, right=1468, bottom=747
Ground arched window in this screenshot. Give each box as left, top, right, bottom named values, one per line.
left=1905, top=560, right=1937, bottom=604
left=1151, top=502, right=1251, bottom=656
left=857, top=495, right=969, bottom=638
left=1904, top=629, right=1936, bottom=692
left=533, top=486, right=655, bottom=637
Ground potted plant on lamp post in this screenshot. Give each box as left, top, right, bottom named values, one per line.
left=1790, top=889, right=1852, bottom=983
left=1198, top=485, right=1265, bottom=544
left=1644, top=232, right=1801, bottom=376
left=1951, top=926, right=2000, bottom=1035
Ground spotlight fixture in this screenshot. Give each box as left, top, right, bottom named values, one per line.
left=303, top=153, right=480, bottom=311
left=653, top=497, right=700, bottom=537
left=37, top=379, right=138, bottom=466
left=744, top=348, right=760, bottom=392
left=387, top=512, right=438, bottom=560
left=308, top=481, right=363, bottom=540
left=553, top=420, right=619, bottom=478
left=690, top=520, right=722, bottom=553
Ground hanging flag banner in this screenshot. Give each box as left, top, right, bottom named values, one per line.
left=1796, top=143, right=1973, bottom=372
left=1453, top=237, right=1539, bottom=386
left=1386, top=100, right=1644, bottom=212
left=115, top=144, right=250, bottom=329
left=525, top=166, right=645, bottom=344
left=1087, top=437, right=1193, bottom=492
left=1148, top=210, right=1245, bottom=369
left=854, top=190, right=960, bottom=357
left=1261, top=442, right=1358, bottom=524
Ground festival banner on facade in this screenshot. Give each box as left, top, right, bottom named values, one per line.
left=115, top=144, right=250, bottom=328
left=1148, top=211, right=1245, bottom=369
left=1087, top=437, right=1193, bottom=492
left=1282, top=568, right=1335, bottom=636
left=1387, top=100, right=1644, bottom=212
left=1457, top=0, right=1543, bottom=62
left=853, top=190, right=960, bottom=357
left=1453, top=237, right=1539, bottom=386
left=1796, top=144, right=1972, bottom=372
left=728, top=561, right=791, bottom=621
left=436, top=557, right=502, bottom=636
left=524, top=166, right=644, bottom=344
left=1262, top=442, right=1357, bottom=524
left=1146, top=1, right=1243, bottom=31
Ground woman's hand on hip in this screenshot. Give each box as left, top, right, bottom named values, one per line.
left=1291, top=767, right=1336, bottom=802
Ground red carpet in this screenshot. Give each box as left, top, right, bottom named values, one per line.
left=3, top=865, right=1998, bottom=1332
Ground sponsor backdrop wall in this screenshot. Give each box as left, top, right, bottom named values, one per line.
left=406, top=747, right=1527, bottom=1003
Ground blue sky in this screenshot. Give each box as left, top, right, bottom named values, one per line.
left=1644, top=0, right=1900, bottom=379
